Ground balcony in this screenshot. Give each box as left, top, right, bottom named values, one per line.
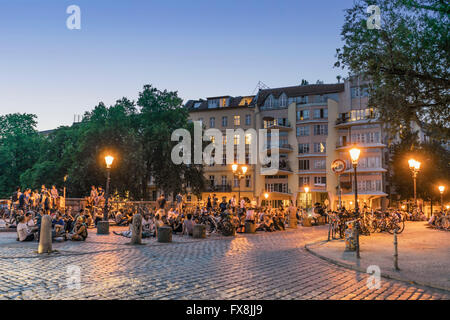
left=335, top=115, right=380, bottom=128
left=261, top=160, right=293, bottom=175
left=207, top=184, right=232, bottom=192
left=264, top=143, right=293, bottom=153
left=335, top=141, right=386, bottom=150
left=265, top=122, right=292, bottom=131
left=265, top=185, right=292, bottom=195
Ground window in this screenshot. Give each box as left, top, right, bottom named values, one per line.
left=314, top=176, right=326, bottom=186
left=234, top=134, right=240, bottom=145
left=299, top=160, right=310, bottom=170
left=313, top=142, right=326, bottom=153
left=297, top=110, right=310, bottom=121
left=209, top=176, right=215, bottom=186
left=234, top=176, right=239, bottom=187
left=245, top=133, right=252, bottom=145
left=279, top=93, right=287, bottom=107
left=222, top=116, right=228, bottom=127
left=299, top=177, right=310, bottom=186
left=313, top=109, right=321, bottom=119
left=245, top=175, right=251, bottom=188
left=221, top=176, right=227, bottom=186
left=209, top=117, right=215, bottom=128
left=208, top=99, right=219, bottom=108
left=245, top=114, right=251, bottom=126
left=210, top=136, right=215, bottom=144
left=152, top=191, right=157, bottom=201
left=314, top=160, right=326, bottom=169
left=234, top=115, right=240, bottom=126
left=298, top=126, right=309, bottom=136
left=222, top=153, right=226, bottom=166
left=298, top=143, right=310, bottom=154
left=313, top=124, right=328, bottom=135
left=296, top=127, right=300, bottom=137
left=323, top=109, right=328, bottom=118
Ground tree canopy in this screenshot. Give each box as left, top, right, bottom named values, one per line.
left=1, top=85, right=205, bottom=200
left=388, top=129, right=450, bottom=204
left=336, top=0, right=449, bottom=139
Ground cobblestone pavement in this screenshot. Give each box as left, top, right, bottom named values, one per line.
left=0, top=226, right=448, bottom=300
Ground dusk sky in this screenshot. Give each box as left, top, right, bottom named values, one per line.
left=1, top=0, right=355, bottom=131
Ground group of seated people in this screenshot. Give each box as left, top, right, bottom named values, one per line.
left=13, top=208, right=89, bottom=242
left=428, top=210, right=450, bottom=230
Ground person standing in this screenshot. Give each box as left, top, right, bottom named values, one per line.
left=175, top=193, right=183, bottom=211
left=51, top=185, right=59, bottom=210
left=157, top=194, right=167, bottom=214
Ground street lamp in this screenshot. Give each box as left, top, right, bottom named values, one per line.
left=408, top=159, right=421, bottom=208
left=349, top=148, right=361, bottom=212
left=264, top=192, right=269, bottom=207
left=103, top=155, right=114, bottom=221
left=349, top=147, right=361, bottom=259
left=304, top=186, right=310, bottom=208
left=438, top=186, right=445, bottom=211
left=232, top=163, right=248, bottom=207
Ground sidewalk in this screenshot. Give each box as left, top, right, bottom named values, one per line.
left=305, top=221, right=450, bottom=291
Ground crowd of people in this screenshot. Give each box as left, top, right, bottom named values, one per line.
left=2, top=187, right=449, bottom=243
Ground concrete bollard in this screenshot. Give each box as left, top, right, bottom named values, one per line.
left=193, top=224, right=206, bottom=239
left=130, top=214, right=142, bottom=245
left=38, top=215, right=52, bottom=254
left=157, top=226, right=172, bottom=243
left=289, top=214, right=298, bottom=229
left=303, top=217, right=312, bottom=227
left=245, top=221, right=256, bottom=233
left=97, top=221, right=109, bottom=235
left=394, top=228, right=400, bottom=271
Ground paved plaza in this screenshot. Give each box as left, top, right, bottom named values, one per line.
left=0, top=225, right=448, bottom=300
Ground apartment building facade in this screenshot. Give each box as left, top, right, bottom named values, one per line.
left=183, top=77, right=389, bottom=210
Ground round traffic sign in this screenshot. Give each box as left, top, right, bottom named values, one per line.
left=331, top=159, right=346, bottom=174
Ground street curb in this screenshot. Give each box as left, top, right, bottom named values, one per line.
left=304, top=240, right=450, bottom=293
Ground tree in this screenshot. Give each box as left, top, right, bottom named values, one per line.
left=389, top=129, right=450, bottom=203
left=335, top=0, right=450, bottom=139
left=0, top=114, right=43, bottom=197
left=137, top=85, right=205, bottom=200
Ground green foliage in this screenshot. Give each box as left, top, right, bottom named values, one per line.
left=2, top=85, right=206, bottom=200
left=0, top=114, right=43, bottom=197
left=336, top=0, right=450, bottom=139
left=389, top=130, right=450, bottom=202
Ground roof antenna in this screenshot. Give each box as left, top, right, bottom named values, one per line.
left=252, top=81, right=270, bottom=95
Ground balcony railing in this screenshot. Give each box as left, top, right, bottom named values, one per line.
left=207, top=184, right=232, bottom=192
left=335, top=115, right=378, bottom=125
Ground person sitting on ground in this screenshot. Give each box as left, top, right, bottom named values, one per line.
left=142, top=213, right=155, bottom=238
left=182, top=213, right=195, bottom=236
left=69, top=217, right=88, bottom=241
left=17, top=215, right=34, bottom=241
left=52, top=212, right=66, bottom=240
left=25, top=212, right=38, bottom=234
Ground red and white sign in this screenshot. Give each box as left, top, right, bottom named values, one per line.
left=331, top=159, right=346, bottom=174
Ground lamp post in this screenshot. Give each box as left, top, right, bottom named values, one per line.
left=232, top=163, right=248, bottom=206
left=408, top=159, right=421, bottom=208
left=264, top=192, right=269, bottom=207
left=103, top=155, right=114, bottom=221
left=349, top=147, right=361, bottom=259
left=97, top=155, right=114, bottom=235
left=438, top=186, right=445, bottom=211
left=304, top=186, right=310, bottom=209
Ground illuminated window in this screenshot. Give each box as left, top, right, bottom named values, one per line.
left=245, top=134, right=252, bottom=145
left=234, top=115, right=240, bottom=126
left=234, top=134, right=240, bottom=145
